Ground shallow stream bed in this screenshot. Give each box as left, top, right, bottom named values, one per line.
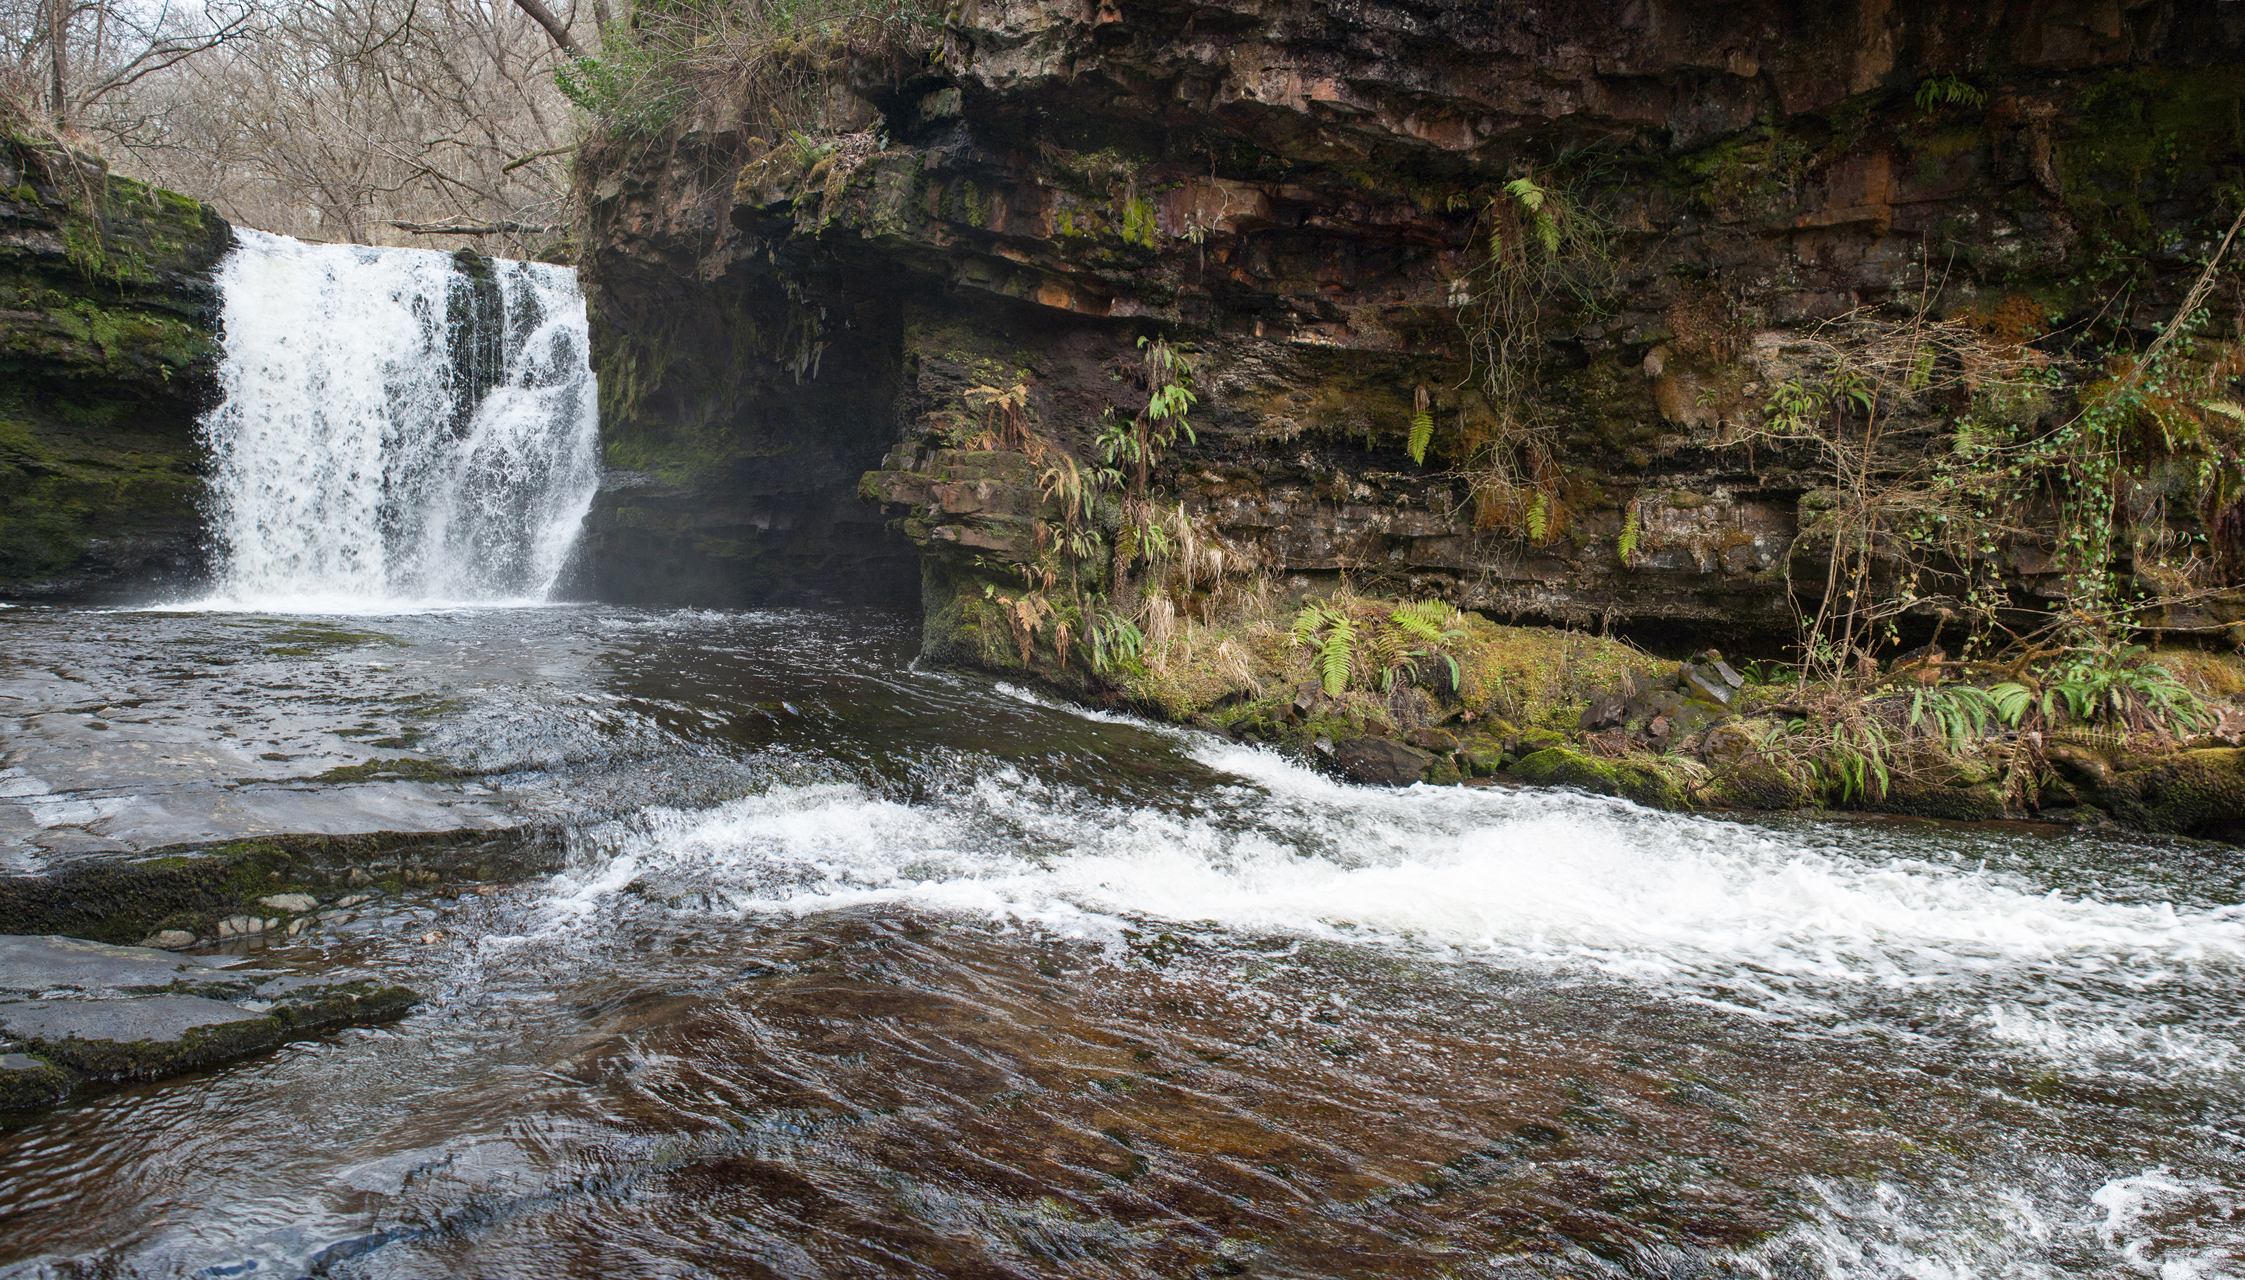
left=1, top=604, right=2242, bottom=1277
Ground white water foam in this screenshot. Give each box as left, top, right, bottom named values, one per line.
left=526, top=739, right=2245, bottom=1060
left=194, top=229, right=599, bottom=612
left=504, top=737, right=2245, bottom=1275
left=1714, top=1169, right=2245, bottom=1280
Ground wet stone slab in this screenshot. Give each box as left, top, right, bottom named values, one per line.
left=0, top=933, right=417, bottom=1110
left=0, top=993, right=271, bottom=1044
left=0, top=609, right=580, bottom=874
left=0, top=932, right=245, bottom=991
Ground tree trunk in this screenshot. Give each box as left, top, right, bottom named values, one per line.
left=48, top=0, right=70, bottom=128
left=508, top=0, right=585, bottom=59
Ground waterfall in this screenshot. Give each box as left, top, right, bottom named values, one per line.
left=197, top=228, right=600, bottom=610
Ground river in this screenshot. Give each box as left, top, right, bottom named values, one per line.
left=2, top=601, right=2241, bottom=1277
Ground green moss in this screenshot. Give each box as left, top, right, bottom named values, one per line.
left=1510, top=747, right=1688, bottom=811
left=955, top=178, right=989, bottom=228
left=0, top=828, right=561, bottom=943
left=261, top=623, right=410, bottom=655
left=0, top=132, right=225, bottom=592
left=1120, top=195, right=1159, bottom=247
left=1859, top=774, right=2008, bottom=822
left=2053, top=68, right=2245, bottom=251
left=1703, top=760, right=1813, bottom=811
left=2099, top=748, right=2245, bottom=841
left=315, top=757, right=465, bottom=784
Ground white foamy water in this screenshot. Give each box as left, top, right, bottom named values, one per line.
left=534, top=739, right=2245, bottom=1063
left=196, top=229, right=599, bottom=610
left=513, top=731, right=2245, bottom=1277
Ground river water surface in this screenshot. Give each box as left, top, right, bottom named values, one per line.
left=2, top=603, right=2242, bottom=1278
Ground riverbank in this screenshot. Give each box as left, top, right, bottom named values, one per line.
left=946, top=587, right=2245, bottom=845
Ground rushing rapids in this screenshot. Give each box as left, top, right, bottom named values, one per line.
left=196, top=230, right=599, bottom=611
left=0, top=605, right=2241, bottom=1277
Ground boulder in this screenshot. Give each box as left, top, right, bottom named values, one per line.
left=1510, top=747, right=1689, bottom=811
left=1331, top=738, right=1435, bottom=786
left=1403, top=726, right=1459, bottom=752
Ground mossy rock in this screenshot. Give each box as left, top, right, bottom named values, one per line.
left=1860, top=774, right=2009, bottom=823
left=1510, top=747, right=1688, bottom=811
left=1510, top=727, right=1568, bottom=756
left=1703, top=761, right=1813, bottom=810
left=1457, top=735, right=1508, bottom=777
left=0, top=828, right=561, bottom=942
left=0, top=1052, right=72, bottom=1110
left=2098, top=748, right=2245, bottom=843
left=1423, top=756, right=1465, bottom=786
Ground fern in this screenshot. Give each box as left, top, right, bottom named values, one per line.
left=1363, top=625, right=1405, bottom=688
left=1387, top=600, right=1460, bottom=645
left=1988, top=682, right=2034, bottom=727
left=1907, top=685, right=1993, bottom=749
left=1914, top=75, right=1985, bottom=111
left=1408, top=409, right=1434, bottom=465
left=1526, top=492, right=1549, bottom=542
left=1317, top=616, right=1355, bottom=696
left=1502, top=177, right=1560, bottom=254
left=1617, top=504, right=1640, bottom=563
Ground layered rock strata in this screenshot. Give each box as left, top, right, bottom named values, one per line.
left=579, top=0, right=2245, bottom=647
left=0, top=934, right=415, bottom=1109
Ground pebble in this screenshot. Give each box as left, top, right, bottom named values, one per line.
left=141, top=930, right=196, bottom=950
left=258, top=893, right=318, bottom=913
left=216, top=915, right=264, bottom=938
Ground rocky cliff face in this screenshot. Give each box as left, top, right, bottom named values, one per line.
left=576, top=0, right=2245, bottom=651
left=0, top=123, right=230, bottom=601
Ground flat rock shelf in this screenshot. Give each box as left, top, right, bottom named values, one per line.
left=0, top=935, right=415, bottom=1109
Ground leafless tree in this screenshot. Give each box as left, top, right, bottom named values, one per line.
left=1, top=0, right=259, bottom=130
left=5, top=0, right=591, bottom=257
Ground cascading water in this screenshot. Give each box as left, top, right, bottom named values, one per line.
left=196, top=228, right=600, bottom=610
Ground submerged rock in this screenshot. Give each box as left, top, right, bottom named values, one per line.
left=0, top=933, right=417, bottom=1108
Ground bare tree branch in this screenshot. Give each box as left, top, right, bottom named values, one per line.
left=389, top=218, right=556, bottom=235
left=505, top=0, right=581, bottom=58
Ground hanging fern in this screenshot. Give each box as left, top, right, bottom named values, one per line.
left=1502, top=177, right=1560, bottom=255
left=1617, top=503, right=1641, bottom=563
left=1526, top=492, right=1549, bottom=542
left=1406, top=385, right=1435, bottom=466
left=1317, top=615, right=1355, bottom=696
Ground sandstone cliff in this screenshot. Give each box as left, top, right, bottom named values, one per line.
left=575, top=0, right=2245, bottom=656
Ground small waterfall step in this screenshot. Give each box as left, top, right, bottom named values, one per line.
left=198, top=229, right=599, bottom=611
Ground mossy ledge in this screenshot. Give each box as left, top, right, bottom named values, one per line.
left=0, top=827, right=565, bottom=944
left=927, top=574, right=2245, bottom=844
